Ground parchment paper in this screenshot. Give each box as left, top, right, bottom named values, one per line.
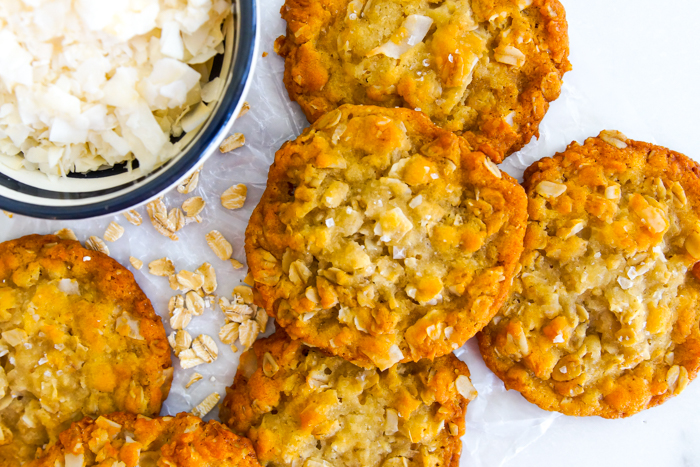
left=3, top=0, right=700, bottom=465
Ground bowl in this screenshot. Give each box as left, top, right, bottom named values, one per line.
left=0, top=0, right=258, bottom=220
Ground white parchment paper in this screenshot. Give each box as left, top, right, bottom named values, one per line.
left=3, top=0, right=700, bottom=465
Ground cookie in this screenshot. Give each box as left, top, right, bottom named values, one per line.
left=0, top=235, right=172, bottom=466
left=26, top=412, right=260, bottom=467
left=246, top=105, right=527, bottom=369
left=220, top=329, right=476, bottom=467
left=275, top=0, right=571, bottom=163
left=478, top=131, right=700, bottom=418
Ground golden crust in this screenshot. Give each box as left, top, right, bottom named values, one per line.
left=220, top=329, right=474, bottom=467
left=276, top=0, right=571, bottom=163
left=26, top=412, right=260, bottom=467
left=245, top=105, right=527, bottom=369
left=0, top=235, right=172, bottom=466
left=478, top=131, right=700, bottom=418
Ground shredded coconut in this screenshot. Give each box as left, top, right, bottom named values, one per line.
left=0, top=0, right=232, bottom=176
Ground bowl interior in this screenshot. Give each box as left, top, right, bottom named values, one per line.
left=0, top=0, right=258, bottom=219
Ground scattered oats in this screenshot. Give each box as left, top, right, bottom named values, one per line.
left=219, top=322, right=240, bottom=345
left=123, top=210, right=143, bottom=226
left=129, top=257, right=143, bottom=270
left=239, top=320, right=260, bottom=350
left=168, top=330, right=193, bottom=355
left=262, top=352, right=279, bottom=377
left=178, top=349, right=206, bottom=369
left=221, top=302, right=255, bottom=323
left=237, top=101, right=251, bottom=119
left=54, top=228, right=78, bottom=241
left=233, top=286, right=254, bottom=304
left=177, top=270, right=205, bottom=292
left=146, top=198, right=178, bottom=240
left=197, top=263, right=217, bottom=294
left=149, top=258, right=175, bottom=277
left=192, top=335, right=218, bottom=363
left=177, top=167, right=202, bottom=194
left=455, top=375, right=477, bottom=400
left=170, top=308, right=192, bottom=330
left=230, top=258, right=244, bottom=269
left=185, top=291, right=205, bottom=316
left=206, top=230, right=233, bottom=260
left=185, top=214, right=203, bottom=225
left=103, top=222, right=125, bottom=242
left=255, top=308, right=269, bottom=332
left=220, top=133, right=245, bottom=153
left=186, top=373, right=203, bottom=388
left=168, top=208, right=186, bottom=232
left=191, top=392, right=220, bottom=418
left=221, top=184, right=248, bottom=209
left=182, top=197, right=206, bottom=218
left=85, top=236, right=109, bottom=255
left=168, top=274, right=179, bottom=290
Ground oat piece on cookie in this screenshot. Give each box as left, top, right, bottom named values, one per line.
left=246, top=105, right=527, bottom=369
left=478, top=131, right=700, bottom=418
left=0, top=235, right=173, bottom=466
left=26, top=412, right=259, bottom=467
left=275, top=0, right=571, bottom=163
left=220, top=329, right=475, bottom=467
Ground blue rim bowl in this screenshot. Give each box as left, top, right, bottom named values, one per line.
left=0, top=0, right=258, bottom=220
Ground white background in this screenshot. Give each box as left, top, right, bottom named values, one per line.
left=2, top=0, right=700, bottom=465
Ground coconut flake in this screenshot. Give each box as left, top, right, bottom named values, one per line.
left=368, top=15, right=433, bottom=59
left=0, top=0, right=230, bottom=176
left=57, top=279, right=80, bottom=296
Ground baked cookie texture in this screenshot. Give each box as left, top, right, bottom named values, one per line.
left=245, top=105, right=527, bottom=369
left=220, top=329, right=476, bottom=467
left=26, top=412, right=260, bottom=467
left=478, top=131, right=700, bottom=418
left=275, top=0, right=571, bottom=163
left=0, top=235, right=173, bottom=466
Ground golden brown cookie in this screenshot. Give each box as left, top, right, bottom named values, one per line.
left=275, top=0, right=571, bottom=163
left=246, top=105, right=527, bottom=369
left=0, top=235, right=172, bottom=466
left=220, top=329, right=476, bottom=467
left=26, top=412, right=260, bottom=467
left=478, top=130, right=700, bottom=418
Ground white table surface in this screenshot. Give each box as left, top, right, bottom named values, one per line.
left=2, top=0, right=700, bottom=466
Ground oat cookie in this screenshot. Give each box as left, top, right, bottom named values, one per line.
left=0, top=235, right=173, bottom=466
left=220, top=329, right=475, bottom=467
left=478, top=131, right=700, bottom=418
left=275, top=0, right=571, bottom=163
left=246, top=105, right=527, bottom=369
left=27, top=412, right=260, bottom=467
